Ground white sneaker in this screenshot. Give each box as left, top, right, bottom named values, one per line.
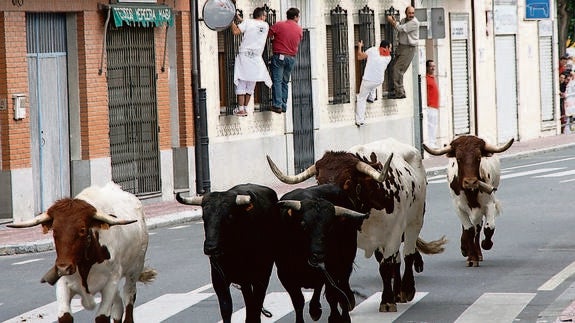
left=233, top=107, right=247, bottom=117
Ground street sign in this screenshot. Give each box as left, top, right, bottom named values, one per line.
left=525, top=0, right=550, bottom=20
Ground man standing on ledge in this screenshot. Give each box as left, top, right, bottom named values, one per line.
left=355, top=39, right=392, bottom=127
left=387, top=6, right=419, bottom=99
left=268, top=7, right=303, bottom=114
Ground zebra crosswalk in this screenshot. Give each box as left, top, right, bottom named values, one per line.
left=1, top=285, right=566, bottom=323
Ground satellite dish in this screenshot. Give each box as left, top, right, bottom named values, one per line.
left=202, top=0, right=236, bottom=32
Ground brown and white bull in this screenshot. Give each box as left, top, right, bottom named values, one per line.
left=423, top=135, right=514, bottom=267
left=8, top=182, right=156, bottom=323
left=267, top=138, right=446, bottom=313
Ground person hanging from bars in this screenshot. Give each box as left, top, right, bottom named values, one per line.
left=231, top=7, right=272, bottom=116
left=387, top=6, right=419, bottom=99
left=268, top=7, right=303, bottom=114
left=355, top=39, right=392, bottom=127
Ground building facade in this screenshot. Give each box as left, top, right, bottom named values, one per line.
left=0, top=0, right=560, bottom=222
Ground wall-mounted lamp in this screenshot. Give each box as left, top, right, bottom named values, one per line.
left=13, top=94, right=26, bottom=120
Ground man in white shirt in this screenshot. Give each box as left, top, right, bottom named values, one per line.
left=355, top=39, right=392, bottom=126
left=231, top=7, right=272, bottom=116
left=387, top=6, right=419, bottom=99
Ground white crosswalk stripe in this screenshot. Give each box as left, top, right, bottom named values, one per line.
left=350, top=292, right=427, bottom=322
left=3, top=297, right=101, bottom=323
left=454, top=293, right=535, bottom=323
left=135, top=284, right=214, bottom=322
left=2, top=289, right=566, bottom=323
left=534, top=169, right=575, bottom=178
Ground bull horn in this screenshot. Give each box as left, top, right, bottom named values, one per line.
left=356, top=153, right=393, bottom=183
left=334, top=206, right=368, bottom=218
left=478, top=181, right=497, bottom=194
left=278, top=200, right=302, bottom=211
left=235, top=195, right=251, bottom=205
left=266, top=155, right=316, bottom=184
left=176, top=192, right=203, bottom=205
left=93, top=211, right=137, bottom=225
left=7, top=212, right=51, bottom=228
left=484, top=138, right=514, bottom=154
left=423, top=144, right=452, bottom=156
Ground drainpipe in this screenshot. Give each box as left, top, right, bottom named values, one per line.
left=190, top=0, right=211, bottom=194
left=471, top=0, right=478, bottom=135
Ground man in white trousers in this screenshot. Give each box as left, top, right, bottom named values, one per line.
left=231, top=7, right=272, bottom=116
left=355, top=39, right=392, bottom=126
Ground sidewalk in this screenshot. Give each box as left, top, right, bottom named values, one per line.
left=1, top=133, right=574, bottom=256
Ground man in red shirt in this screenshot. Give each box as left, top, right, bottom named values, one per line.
left=426, top=59, right=440, bottom=148
left=268, top=7, right=303, bottom=113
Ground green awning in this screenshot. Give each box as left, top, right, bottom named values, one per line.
left=109, top=3, right=174, bottom=27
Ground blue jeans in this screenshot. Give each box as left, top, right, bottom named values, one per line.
left=270, top=54, right=296, bottom=112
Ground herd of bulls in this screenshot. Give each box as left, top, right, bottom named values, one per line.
left=7, top=135, right=514, bottom=323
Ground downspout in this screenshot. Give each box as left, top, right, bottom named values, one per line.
left=471, top=0, right=478, bottom=135
left=190, top=0, right=211, bottom=194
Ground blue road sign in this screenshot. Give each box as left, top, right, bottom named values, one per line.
left=525, top=0, right=550, bottom=19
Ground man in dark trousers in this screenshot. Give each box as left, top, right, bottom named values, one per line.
left=387, top=6, right=419, bottom=99
left=268, top=7, right=303, bottom=113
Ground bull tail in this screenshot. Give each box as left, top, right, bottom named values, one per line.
left=138, top=267, right=158, bottom=284
left=416, top=236, right=448, bottom=255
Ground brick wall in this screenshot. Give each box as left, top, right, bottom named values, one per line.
left=176, top=12, right=195, bottom=147
left=156, top=26, right=171, bottom=150
left=0, top=11, right=31, bottom=170
left=76, top=11, right=110, bottom=160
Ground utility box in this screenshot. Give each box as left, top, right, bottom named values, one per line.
left=415, top=8, right=445, bottom=39
left=12, top=94, right=26, bottom=120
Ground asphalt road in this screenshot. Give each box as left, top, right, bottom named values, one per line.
left=2, top=146, right=575, bottom=322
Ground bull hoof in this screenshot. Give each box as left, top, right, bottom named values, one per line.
left=413, top=253, right=424, bottom=273
left=400, top=290, right=416, bottom=303
left=379, top=303, right=398, bottom=312
left=466, top=259, right=480, bottom=267
left=58, top=313, right=73, bottom=323
left=309, top=304, right=322, bottom=321
left=481, top=239, right=493, bottom=250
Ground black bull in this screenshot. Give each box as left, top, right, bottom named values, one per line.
left=177, top=184, right=278, bottom=323
left=277, top=184, right=368, bottom=323
left=178, top=183, right=367, bottom=323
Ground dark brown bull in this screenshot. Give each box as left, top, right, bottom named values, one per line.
left=267, top=151, right=392, bottom=213
left=424, top=135, right=514, bottom=266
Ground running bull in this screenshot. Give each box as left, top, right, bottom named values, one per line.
left=8, top=182, right=156, bottom=323
left=423, top=135, right=514, bottom=267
